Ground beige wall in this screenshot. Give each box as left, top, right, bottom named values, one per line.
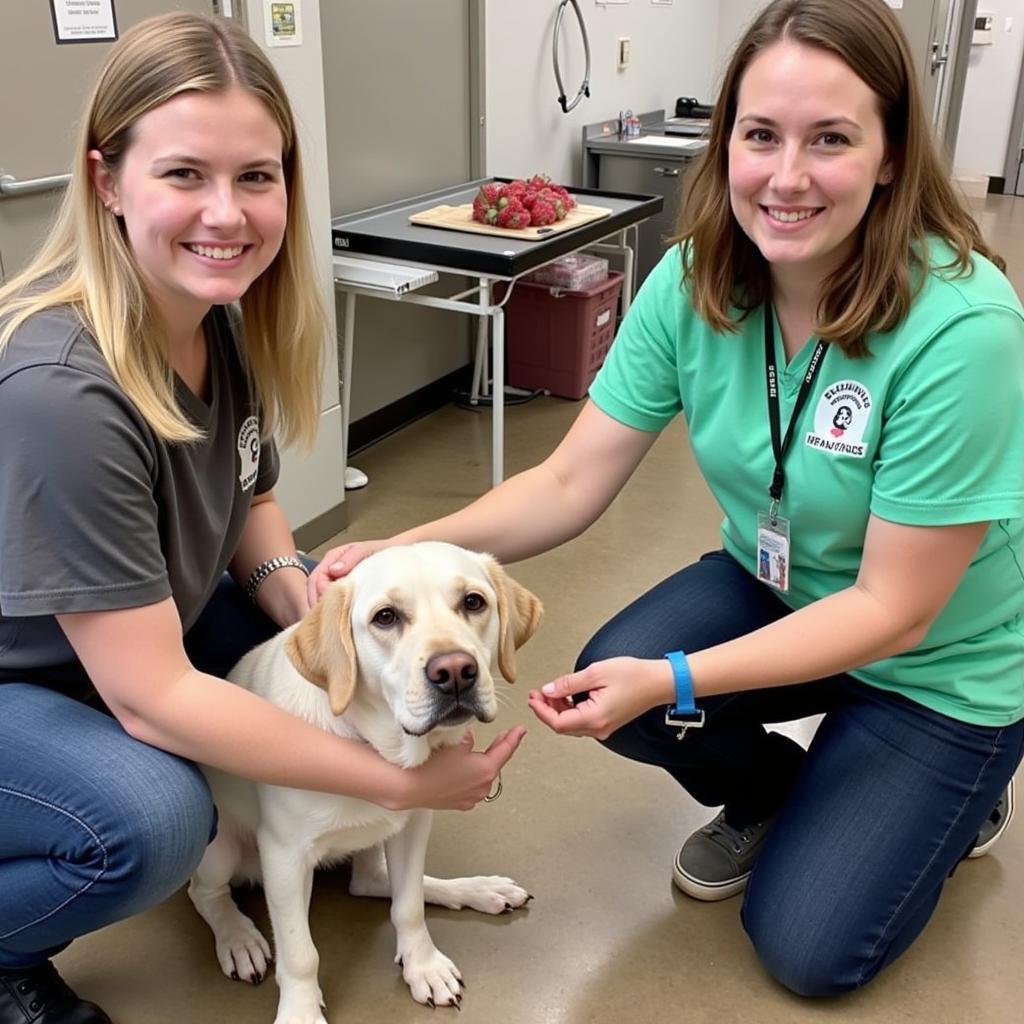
left=954, top=0, right=1024, bottom=178
left=485, top=0, right=722, bottom=183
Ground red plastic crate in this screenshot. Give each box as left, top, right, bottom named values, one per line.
left=503, top=272, right=623, bottom=400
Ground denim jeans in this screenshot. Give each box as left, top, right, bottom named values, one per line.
left=578, top=550, right=1024, bottom=997
left=0, top=572, right=282, bottom=969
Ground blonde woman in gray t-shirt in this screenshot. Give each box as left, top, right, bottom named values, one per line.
left=0, top=16, right=519, bottom=1024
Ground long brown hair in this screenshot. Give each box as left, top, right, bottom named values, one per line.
left=0, top=12, right=324, bottom=447
left=676, top=0, right=1001, bottom=357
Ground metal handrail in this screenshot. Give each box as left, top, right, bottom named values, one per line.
left=552, top=0, right=591, bottom=114
left=0, top=173, right=71, bottom=199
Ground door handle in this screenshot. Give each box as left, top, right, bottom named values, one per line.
left=0, top=172, right=71, bottom=199
left=930, top=42, right=948, bottom=74
left=653, top=166, right=680, bottom=177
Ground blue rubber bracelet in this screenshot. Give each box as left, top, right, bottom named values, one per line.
left=664, top=650, right=696, bottom=715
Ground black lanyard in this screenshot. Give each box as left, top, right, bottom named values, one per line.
left=764, top=305, right=828, bottom=516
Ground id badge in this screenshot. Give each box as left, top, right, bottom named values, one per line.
left=757, top=511, right=791, bottom=593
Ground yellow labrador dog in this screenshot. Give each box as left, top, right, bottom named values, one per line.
left=188, top=542, right=542, bottom=1024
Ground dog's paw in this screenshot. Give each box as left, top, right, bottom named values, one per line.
left=213, top=918, right=273, bottom=984
left=427, top=875, right=531, bottom=915
left=273, top=1013, right=327, bottom=1024
left=399, top=948, right=463, bottom=1007
left=272, top=984, right=327, bottom=1024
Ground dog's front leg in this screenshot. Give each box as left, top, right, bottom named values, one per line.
left=385, top=810, right=462, bottom=1007
left=258, top=830, right=326, bottom=1024
left=350, top=843, right=530, bottom=914
left=189, top=828, right=272, bottom=984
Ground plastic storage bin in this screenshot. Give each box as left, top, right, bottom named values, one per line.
left=523, top=252, right=609, bottom=291
left=504, top=271, right=624, bottom=400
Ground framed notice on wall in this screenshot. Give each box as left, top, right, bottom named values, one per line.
left=50, top=0, right=118, bottom=44
left=263, top=0, right=303, bottom=47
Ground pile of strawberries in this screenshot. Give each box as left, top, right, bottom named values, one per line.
left=471, top=175, right=576, bottom=229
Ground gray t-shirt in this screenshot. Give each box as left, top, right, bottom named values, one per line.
left=0, top=304, right=279, bottom=694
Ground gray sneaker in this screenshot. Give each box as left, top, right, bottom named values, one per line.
left=968, top=779, right=1015, bottom=859
left=672, top=811, right=775, bottom=901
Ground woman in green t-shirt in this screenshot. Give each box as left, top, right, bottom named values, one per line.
left=316, top=0, right=1023, bottom=996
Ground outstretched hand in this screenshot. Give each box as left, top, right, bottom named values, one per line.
left=527, top=656, right=669, bottom=741
left=306, top=539, right=387, bottom=606
left=403, top=727, right=527, bottom=811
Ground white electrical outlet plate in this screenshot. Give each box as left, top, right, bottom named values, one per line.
left=617, top=36, right=631, bottom=69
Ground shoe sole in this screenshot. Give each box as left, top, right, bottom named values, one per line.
left=967, top=779, right=1015, bottom=859
left=672, top=861, right=750, bottom=902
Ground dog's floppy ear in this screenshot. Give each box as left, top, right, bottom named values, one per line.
left=483, top=557, right=543, bottom=683
left=284, top=582, right=358, bottom=716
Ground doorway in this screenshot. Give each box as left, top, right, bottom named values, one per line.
left=891, top=0, right=978, bottom=157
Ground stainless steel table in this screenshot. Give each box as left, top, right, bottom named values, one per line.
left=331, top=178, right=662, bottom=487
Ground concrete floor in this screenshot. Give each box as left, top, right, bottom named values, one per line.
left=58, top=195, right=1024, bottom=1023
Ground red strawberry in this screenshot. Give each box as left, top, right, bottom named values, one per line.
left=537, top=188, right=568, bottom=220
left=551, top=185, right=575, bottom=210
left=527, top=174, right=550, bottom=191
left=472, top=182, right=504, bottom=223
left=496, top=199, right=531, bottom=229
left=529, top=199, right=557, bottom=226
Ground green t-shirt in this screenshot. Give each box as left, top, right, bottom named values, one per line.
left=590, top=240, right=1024, bottom=726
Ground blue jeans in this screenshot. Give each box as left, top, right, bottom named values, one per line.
left=578, top=550, right=1024, bottom=997
left=0, top=573, right=282, bottom=969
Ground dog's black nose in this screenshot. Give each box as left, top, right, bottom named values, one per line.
left=425, top=651, right=478, bottom=694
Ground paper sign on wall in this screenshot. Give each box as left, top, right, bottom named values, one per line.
left=883, top=1, right=905, bottom=9
left=264, top=0, right=303, bottom=48
left=50, top=0, right=118, bottom=44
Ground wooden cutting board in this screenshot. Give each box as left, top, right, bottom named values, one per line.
left=409, top=201, right=613, bottom=240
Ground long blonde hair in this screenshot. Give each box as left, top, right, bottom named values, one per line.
left=0, top=12, right=324, bottom=447
left=676, top=0, right=1002, bottom=357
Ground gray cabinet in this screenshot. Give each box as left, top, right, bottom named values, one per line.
left=595, top=152, right=694, bottom=285
left=581, top=113, right=706, bottom=287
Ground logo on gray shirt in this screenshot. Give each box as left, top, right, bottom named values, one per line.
left=238, top=415, right=261, bottom=490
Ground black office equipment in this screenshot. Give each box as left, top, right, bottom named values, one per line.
left=674, top=96, right=714, bottom=120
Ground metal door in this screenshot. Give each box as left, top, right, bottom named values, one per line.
left=0, top=0, right=214, bottom=281
left=1010, top=47, right=1024, bottom=196
left=320, top=0, right=480, bottom=424
left=889, top=0, right=978, bottom=157
left=891, top=0, right=952, bottom=121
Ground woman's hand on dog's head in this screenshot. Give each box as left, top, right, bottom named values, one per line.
left=307, top=539, right=387, bottom=607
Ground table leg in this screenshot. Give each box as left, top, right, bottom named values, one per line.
left=620, top=228, right=635, bottom=314
left=470, top=285, right=487, bottom=405
left=481, top=321, right=490, bottom=399
left=490, top=283, right=504, bottom=487
left=341, top=290, right=369, bottom=490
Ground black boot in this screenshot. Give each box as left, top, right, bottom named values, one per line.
left=0, top=962, right=111, bottom=1024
